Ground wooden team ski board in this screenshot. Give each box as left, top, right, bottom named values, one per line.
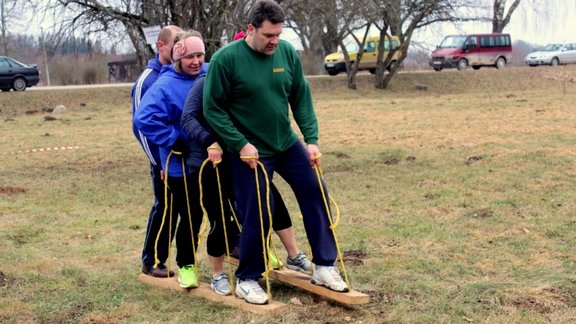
left=225, top=257, right=370, bottom=305
left=138, top=274, right=287, bottom=314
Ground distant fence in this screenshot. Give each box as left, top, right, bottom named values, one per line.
left=107, top=59, right=140, bottom=83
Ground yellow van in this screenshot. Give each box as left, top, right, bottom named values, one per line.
left=324, top=35, right=402, bottom=76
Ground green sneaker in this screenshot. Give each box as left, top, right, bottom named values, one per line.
left=178, top=264, right=198, bottom=288
left=268, top=250, right=283, bottom=269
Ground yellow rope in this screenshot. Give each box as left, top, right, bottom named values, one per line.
left=228, top=199, right=242, bottom=232
left=153, top=152, right=174, bottom=277
left=253, top=161, right=273, bottom=300
left=207, top=145, right=222, bottom=152
left=199, top=158, right=235, bottom=291
left=177, top=150, right=201, bottom=280
left=313, top=165, right=350, bottom=288
left=153, top=149, right=200, bottom=279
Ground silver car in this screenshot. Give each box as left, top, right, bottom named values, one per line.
left=525, top=43, right=576, bottom=67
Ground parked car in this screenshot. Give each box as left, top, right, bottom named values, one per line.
left=0, top=56, right=40, bottom=91
left=324, top=35, right=403, bottom=76
left=429, top=33, right=513, bottom=71
left=525, top=43, right=576, bottom=66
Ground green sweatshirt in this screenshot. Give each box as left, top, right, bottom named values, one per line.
left=203, top=39, right=318, bottom=156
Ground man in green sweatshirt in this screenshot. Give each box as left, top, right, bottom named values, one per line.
left=203, top=0, right=348, bottom=305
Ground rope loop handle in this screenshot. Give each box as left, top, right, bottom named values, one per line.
left=152, top=151, right=176, bottom=274
left=199, top=158, right=235, bottom=290
left=253, top=161, right=274, bottom=300
left=153, top=150, right=200, bottom=280
left=313, top=165, right=350, bottom=288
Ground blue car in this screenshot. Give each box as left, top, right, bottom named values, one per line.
left=0, top=56, right=40, bottom=91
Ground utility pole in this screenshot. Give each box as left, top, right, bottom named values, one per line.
left=41, top=27, right=51, bottom=86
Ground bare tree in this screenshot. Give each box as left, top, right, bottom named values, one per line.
left=370, top=0, right=483, bottom=89
left=49, top=0, right=252, bottom=69
left=344, top=23, right=374, bottom=89
left=0, top=0, right=12, bottom=55
left=1, top=0, right=35, bottom=56
left=492, top=0, right=522, bottom=32
left=283, top=0, right=483, bottom=90
left=282, top=0, right=341, bottom=74
left=37, top=0, right=538, bottom=89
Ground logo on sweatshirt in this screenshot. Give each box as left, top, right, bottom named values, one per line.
left=273, top=67, right=285, bottom=73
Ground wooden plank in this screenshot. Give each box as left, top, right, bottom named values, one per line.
left=225, top=257, right=370, bottom=305
left=138, top=274, right=287, bottom=314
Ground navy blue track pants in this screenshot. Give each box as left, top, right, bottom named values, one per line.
left=232, top=142, right=337, bottom=280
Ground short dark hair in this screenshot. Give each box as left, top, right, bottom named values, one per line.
left=247, top=0, right=285, bottom=28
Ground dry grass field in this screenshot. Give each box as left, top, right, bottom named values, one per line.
left=1, top=66, right=576, bottom=323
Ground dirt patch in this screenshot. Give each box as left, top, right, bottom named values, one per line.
left=513, top=296, right=553, bottom=314
left=0, top=186, right=27, bottom=196
left=328, top=151, right=351, bottom=159
left=382, top=157, right=400, bottom=165
left=343, top=249, right=367, bottom=266
left=45, top=302, right=95, bottom=323
left=424, top=193, right=440, bottom=200
left=466, top=155, right=484, bottom=164
left=543, top=287, right=576, bottom=307
left=365, top=289, right=393, bottom=305
left=80, top=313, right=128, bottom=324
left=467, top=208, right=494, bottom=218
left=0, top=271, right=7, bottom=287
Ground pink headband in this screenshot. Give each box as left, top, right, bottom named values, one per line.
left=172, top=36, right=205, bottom=61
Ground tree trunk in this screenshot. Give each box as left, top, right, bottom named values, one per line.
left=373, top=26, right=389, bottom=89
left=492, top=0, right=504, bottom=32
left=124, top=24, right=154, bottom=71
left=492, top=0, right=522, bottom=33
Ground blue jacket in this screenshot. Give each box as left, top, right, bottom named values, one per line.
left=131, top=55, right=163, bottom=166
left=134, top=63, right=209, bottom=177
left=181, top=76, right=221, bottom=169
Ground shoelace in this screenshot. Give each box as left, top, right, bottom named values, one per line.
left=245, top=280, right=264, bottom=293
left=294, top=253, right=305, bottom=263
left=290, top=252, right=306, bottom=265
left=327, top=267, right=344, bottom=282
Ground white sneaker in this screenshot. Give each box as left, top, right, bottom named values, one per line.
left=235, top=279, right=269, bottom=305
left=311, top=265, right=349, bottom=292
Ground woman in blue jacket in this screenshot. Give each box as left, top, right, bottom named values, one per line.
left=133, top=31, right=208, bottom=289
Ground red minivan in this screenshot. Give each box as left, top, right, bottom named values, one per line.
left=429, top=33, right=512, bottom=71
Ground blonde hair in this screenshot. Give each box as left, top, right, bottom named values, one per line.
left=172, top=30, right=203, bottom=73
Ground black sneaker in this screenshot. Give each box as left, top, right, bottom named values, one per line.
left=142, top=264, right=175, bottom=278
